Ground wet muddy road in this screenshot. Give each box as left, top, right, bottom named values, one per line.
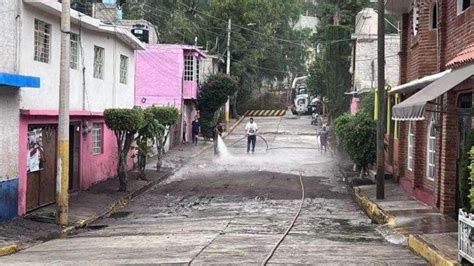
left=1, top=116, right=423, bottom=265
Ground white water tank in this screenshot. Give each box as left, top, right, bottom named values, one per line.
left=355, top=8, right=378, bottom=36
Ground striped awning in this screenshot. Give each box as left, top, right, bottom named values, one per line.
left=392, top=64, right=474, bottom=121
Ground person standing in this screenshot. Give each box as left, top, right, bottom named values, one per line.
left=213, top=122, right=224, bottom=155
left=319, top=126, right=328, bottom=152
left=191, top=116, right=200, bottom=145
left=245, top=118, right=258, bottom=153
left=182, top=121, right=187, bottom=144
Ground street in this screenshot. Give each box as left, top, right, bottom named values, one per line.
left=0, top=116, right=423, bottom=265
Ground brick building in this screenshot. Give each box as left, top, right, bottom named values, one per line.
left=386, top=0, right=474, bottom=216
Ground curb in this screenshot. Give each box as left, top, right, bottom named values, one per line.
left=0, top=244, right=17, bottom=257
left=353, top=187, right=395, bottom=225
left=408, top=234, right=458, bottom=266
left=0, top=172, right=170, bottom=257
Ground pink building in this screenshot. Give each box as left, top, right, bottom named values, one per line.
left=135, top=44, right=207, bottom=144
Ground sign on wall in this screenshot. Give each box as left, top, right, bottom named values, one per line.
left=27, top=128, right=44, bottom=173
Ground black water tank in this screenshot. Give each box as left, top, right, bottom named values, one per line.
left=131, top=25, right=150, bottom=43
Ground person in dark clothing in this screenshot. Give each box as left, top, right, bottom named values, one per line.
left=319, top=126, right=328, bottom=152
left=213, top=122, right=224, bottom=155
left=191, top=116, right=200, bottom=145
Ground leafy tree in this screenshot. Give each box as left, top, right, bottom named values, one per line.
left=358, top=91, right=375, bottom=118
left=124, top=0, right=310, bottom=113
left=459, top=132, right=474, bottom=211
left=149, top=106, right=180, bottom=171
left=197, top=73, right=238, bottom=138
left=104, top=108, right=144, bottom=191
left=307, top=25, right=352, bottom=122
left=135, top=109, right=165, bottom=180
left=334, top=111, right=376, bottom=177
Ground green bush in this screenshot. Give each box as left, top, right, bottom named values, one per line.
left=104, top=108, right=144, bottom=191
left=358, top=91, right=375, bottom=118
left=135, top=109, right=164, bottom=179
left=197, top=73, right=238, bottom=138
left=459, top=131, right=474, bottom=211
left=334, top=111, right=376, bottom=174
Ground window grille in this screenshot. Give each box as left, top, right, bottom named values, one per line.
left=184, top=55, right=194, bottom=81
left=93, top=46, right=105, bottom=79
left=34, top=19, right=51, bottom=63
left=91, top=123, right=103, bottom=154
left=120, top=55, right=128, bottom=84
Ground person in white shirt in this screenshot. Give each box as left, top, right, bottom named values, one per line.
left=245, top=117, right=258, bottom=153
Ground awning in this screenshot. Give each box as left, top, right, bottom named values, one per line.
left=0, top=72, right=40, bottom=88
left=392, top=64, right=474, bottom=121
left=389, top=69, right=451, bottom=94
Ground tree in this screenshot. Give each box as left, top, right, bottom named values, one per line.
left=197, top=73, right=238, bottom=138
left=307, top=25, right=352, bottom=122
left=104, top=108, right=144, bottom=191
left=149, top=106, right=180, bottom=171
left=135, top=109, right=165, bottom=180
left=123, top=0, right=310, bottom=114
left=334, top=111, right=376, bottom=177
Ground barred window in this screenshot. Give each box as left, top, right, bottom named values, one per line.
left=70, top=33, right=80, bottom=69
left=91, top=123, right=103, bottom=154
left=120, top=55, right=128, bottom=84
left=196, top=59, right=200, bottom=84
left=427, top=116, right=436, bottom=180
left=34, top=19, right=51, bottom=63
left=184, top=55, right=194, bottom=81
left=412, top=1, right=419, bottom=36
left=93, top=46, right=105, bottom=79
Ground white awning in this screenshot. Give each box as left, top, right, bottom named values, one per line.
left=390, top=70, right=452, bottom=95
left=392, top=64, right=474, bottom=121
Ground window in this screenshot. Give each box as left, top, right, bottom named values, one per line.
left=184, top=55, right=194, bottom=81
left=93, top=46, right=105, bottom=79
left=91, top=123, right=103, bottom=154
left=412, top=1, right=419, bottom=36
left=196, top=59, right=200, bottom=84
left=427, top=116, right=436, bottom=179
left=70, top=33, right=79, bottom=69
left=120, top=55, right=128, bottom=84
left=407, top=122, right=414, bottom=171
left=34, top=19, right=51, bottom=63
left=430, top=2, right=438, bottom=30
left=458, top=0, right=471, bottom=14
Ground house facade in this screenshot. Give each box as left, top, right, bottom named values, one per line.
left=135, top=44, right=207, bottom=146
left=0, top=0, right=41, bottom=223
left=0, top=0, right=144, bottom=219
left=387, top=0, right=474, bottom=216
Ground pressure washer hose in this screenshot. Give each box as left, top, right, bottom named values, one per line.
left=228, top=135, right=269, bottom=151
left=261, top=173, right=305, bottom=265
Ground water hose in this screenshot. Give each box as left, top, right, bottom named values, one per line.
left=228, top=135, right=269, bottom=151
left=262, top=173, right=305, bottom=265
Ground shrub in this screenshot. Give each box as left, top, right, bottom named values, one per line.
left=104, top=108, right=144, bottom=191
left=197, top=73, right=238, bottom=138
left=334, top=111, right=376, bottom=176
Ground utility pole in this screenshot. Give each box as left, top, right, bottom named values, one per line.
left=56, top=0, right=71, bottom=225
left=225, top=18, right=231, bottom=131
left=376, top=0, right=386, bottom=199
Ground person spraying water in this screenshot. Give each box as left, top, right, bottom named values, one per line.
left=213, top=122, right=224, bottom=155
left=245, top=117, right=258, bottom=153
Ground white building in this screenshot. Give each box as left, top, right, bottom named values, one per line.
left=349, top=8, right=400, bottom=114
left=0, top=0, right=144, bottom=221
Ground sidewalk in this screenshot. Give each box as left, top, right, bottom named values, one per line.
left=0, top=118, right=242, bottom=257
left=351, top=179, right=459, bottom=265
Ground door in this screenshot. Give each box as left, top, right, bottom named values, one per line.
left=69, top=124, right=80, bottom=191
left=26, top=125, right=57, bottom=211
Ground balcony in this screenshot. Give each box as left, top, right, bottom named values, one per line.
left=183, top=80, right=198, bottom=100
